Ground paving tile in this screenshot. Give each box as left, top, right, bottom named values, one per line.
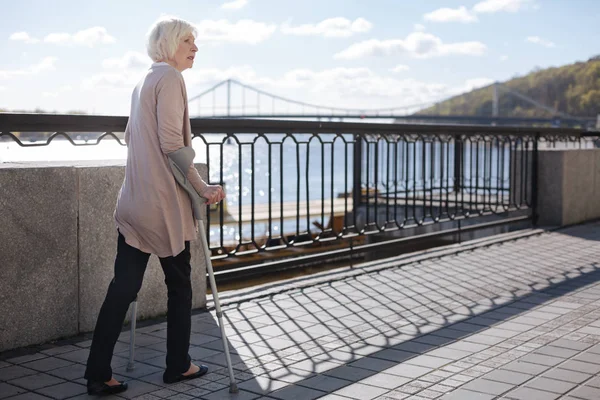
left=394, top=379, right=431, bottom=395
left=588, top=344, right=600, bottom=354
left=289, top=358, right=343, bottom=374
left=426, top=383, right=455, bottom=395
left=482, top=328, right=519, bottom=339
left=40, top=345, right=81, bottom=356
left=392, top=341, right=435, bottom=354
left=587, top=376, right=600, bottom=388
left=493, top=322, right=535, bottom=333
left=440, top=389, right=496, bottom=399
left=541, top=367, right=592, bottom=384
left=359, top=372, right=410, bottom=390
left=480, top=369, right=532, bottom=385
left=7, top=372, right=65, bottom=390
left=322, top=365, right=375, bottom=381
left=113, top=363, right=163, bottom=379
left=2, top=393, right=52, bottom=400
left=56, top=348, right=91, bottom=364
left=296, top=374, right=352, bottom=392
left=383, top=364, right=432, bottom=379
left=444, top=342, right=488, bottom=353
left=462, top=334, right=505, bottom=346
left=6, top=354, right=48, bottom=365
left=568, top=385, right=600, bottom=400
left=369, top=349, right=415, bottom=363
left=269, top=384, right=326, bottom=400
left=318, top=395, right=354, bottom=400
left=560, top=359, right=600, bottom=374
left=573, top=351, right=600, bottom=365
left=161, top=382, right=195, bottom=394
left=149, top=388, right=179, bottom=398
left=333, top=382, right=388, bottom=400
left=0, top=382, right=27, bottom=399
left=461, top=378, right=514, bottom=396
left=237, top=376, right=289, bottom=395
left=166, top=394, right=194, bottom=400
left=347, top=357, right=396, bottom=372
left=518, top=353, right=564, bottom=367
left=506, top=386, right=560, bottom=400
left=413, top=335, right=453, bottom=346
left=405, top=355, right=451, bottom=369
left=0, top=365, right=37, bottom=381
left=202, top=387, right=264, bottom=400
left=119, top=381, right=164, bottom=399
left=21, top=357, right=73, bottom=372
left=35, top=382, right=87, bottom=398
left=549, top=339, right=592, bottom=351
left=524, top=376, right=577, bottom=394
left=533, top=345, right=580, bottom=359
left=46, top=363, right=86, bottom=380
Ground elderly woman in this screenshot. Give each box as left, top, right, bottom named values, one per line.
left=84, top=17, right=224, bottom=396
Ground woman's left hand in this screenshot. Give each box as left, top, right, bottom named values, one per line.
left=201, top=185, right=225, bottom=205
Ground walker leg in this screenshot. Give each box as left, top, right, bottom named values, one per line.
left=199, top=220, right=238, bottom=393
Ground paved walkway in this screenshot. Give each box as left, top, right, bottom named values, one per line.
left=1, top=222, right=600, bottom=400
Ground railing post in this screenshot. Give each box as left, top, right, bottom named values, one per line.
left=453, top=134, right=463, bottom=193
left=353, top=134, right=363, bottom=228
left=227, top=79, right=231, bottom=117
left=532, top=132, right=540, bottom=226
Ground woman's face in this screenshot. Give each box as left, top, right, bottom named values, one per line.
left=171, top=33, right=198, bottom=72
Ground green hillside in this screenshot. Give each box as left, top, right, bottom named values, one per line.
left=418, top=55, right=600, bottom=118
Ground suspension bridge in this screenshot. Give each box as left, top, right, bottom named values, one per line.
left=189, top=79, right=595, bottom=128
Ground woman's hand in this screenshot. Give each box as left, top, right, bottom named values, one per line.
left=201, top=185, right=225, bottom=205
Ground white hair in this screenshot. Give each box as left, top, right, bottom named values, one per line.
left=146, top=16, right=197, bottom=62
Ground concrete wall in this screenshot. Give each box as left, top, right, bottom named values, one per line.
left=0, top=161, right=208, bottom=351
left=537, top=149, right=600, bottom=226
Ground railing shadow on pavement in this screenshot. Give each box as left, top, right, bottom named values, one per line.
left=192, top=223, right=600, bottom=398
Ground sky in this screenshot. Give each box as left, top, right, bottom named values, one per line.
left=1, top=0, right=599, bottom=116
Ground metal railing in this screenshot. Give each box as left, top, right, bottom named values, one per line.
left=1, top=113, right=598, bottom=282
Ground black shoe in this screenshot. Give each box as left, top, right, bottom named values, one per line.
left=163, top=364, right=208, bottom=384
left=86, top=380, right=128, bottom=396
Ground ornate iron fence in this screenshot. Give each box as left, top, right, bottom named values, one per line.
left=1, top=113, right=597, bottom=281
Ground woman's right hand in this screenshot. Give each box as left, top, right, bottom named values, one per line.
left=200, top=185, right=225, bottom=205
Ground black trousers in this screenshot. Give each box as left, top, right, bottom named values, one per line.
left=85, top=232, right=193, bottom=382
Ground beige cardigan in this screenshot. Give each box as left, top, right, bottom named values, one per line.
left=114, top=62, right=207, bottom=257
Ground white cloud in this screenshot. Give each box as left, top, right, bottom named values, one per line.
left=425, top=0, right=538, bottom=24
left=414, top=24, right=426, bottom=32
left=82, top=72, right=140, bottom=91
left=0, top=57, right=57, bottom=80
left=526, top=36, right=555, bottom=48
left=473, top=0, right=536, bottom=14
left=102, top=51, right=149, bottom=70
left=334, top=32, right=486, bottom=60
left=390, top=65, right=410, bottom=73
left=0, top=86, right=5, bottom=91
left=424, top=6, right=478, bottom=23
left=500, top=55, right=509, bottom=61
left=281, top=17, right=372, bottom=38
left=195, top=19, right=276, bottom=44
left=43, top=85, right=73, bottom=98
left=43, top=27, right=115, bottom=47
left=9, top=31, right=39, bottom=44
left=221, top=0, right=248, bottom=10
left=83, top=51, right=150, bottom=90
